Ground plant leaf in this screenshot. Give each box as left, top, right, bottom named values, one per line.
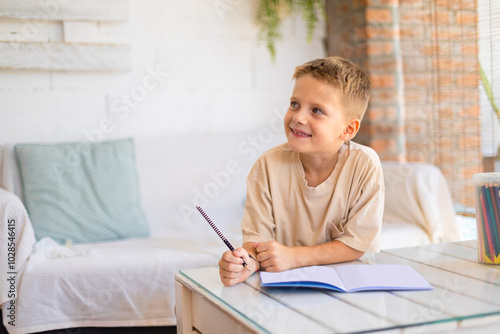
left=479, top=64, right=500, bottom=123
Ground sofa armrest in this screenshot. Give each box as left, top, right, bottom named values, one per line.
left=0, top=143, right=24, bottom=201
left=381, top=162, right=460, bottom=243
left=0, top=188, right=36, bottom=305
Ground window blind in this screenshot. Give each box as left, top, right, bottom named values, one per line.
left=399, top=0, right=483, bottom=210
left=478, top=0, right=500, bottom=172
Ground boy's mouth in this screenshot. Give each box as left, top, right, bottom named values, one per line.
left=290, top=127, right=312, bottom=138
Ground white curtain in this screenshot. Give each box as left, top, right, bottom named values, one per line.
left=479, top=1, right=500, bottom=163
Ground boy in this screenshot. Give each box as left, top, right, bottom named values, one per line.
left=219, top=56, right=384, bottom=286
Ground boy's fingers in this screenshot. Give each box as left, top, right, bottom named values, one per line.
left=255, top=241, right=270, bottom=253
left=219, top=260, right=243, bottom=274
left=220, top=268, right=240, bottom=279
left=256, top=252, right=270, bottom=263
left=222, top=250, right=242, bottom=265
left=233, top=250, right=242, bottom=258
left=221, top=250, right=233, bottom=260
left=219, top=268, right=240, bottom=286
left=233, top=247, right=248, bottom=260
left=224, top=249, right=238, bottom=257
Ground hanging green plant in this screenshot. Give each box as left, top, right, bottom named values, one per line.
left=479, top=64, right=500, bottom=161
left=479, top=64, right=500, bottom=124
left=256, top=0, right=325, bottom=60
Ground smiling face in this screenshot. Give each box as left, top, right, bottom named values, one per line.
left=284, top=74, right=359, bottom=157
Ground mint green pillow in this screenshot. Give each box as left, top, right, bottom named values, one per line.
left=15, top=138, right=150, bottom=244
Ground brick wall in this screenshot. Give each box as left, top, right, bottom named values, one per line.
left=326, top=0, right=404, bottom=161
left=326, top=0, right=481, bottom=208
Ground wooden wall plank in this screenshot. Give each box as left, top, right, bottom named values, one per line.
left=0, top=0, right=128, bottom=22
left=0, top=42, right=130, bottom=71
left=63, top=21, right=95, bottom=43
left=0, top=18, right=63, bottom=42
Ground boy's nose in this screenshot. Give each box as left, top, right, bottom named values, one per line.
left=292, top=109, right=307, bottom=124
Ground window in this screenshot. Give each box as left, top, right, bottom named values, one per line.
left=400, top=0, right=481, bottom=210
left=478, top=0, right=500, bottom=173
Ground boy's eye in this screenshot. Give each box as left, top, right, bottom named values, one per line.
left=290, top=102, right=299, bottom=108
left=312, top=108, right=324, bottom=115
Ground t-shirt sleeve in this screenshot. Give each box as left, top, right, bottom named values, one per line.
left=241, top=158, right=276, bottom=245
left=335, top=153, right=385, bottom=253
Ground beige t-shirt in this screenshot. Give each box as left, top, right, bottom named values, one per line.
left=241, top=141, right=384, bottom=253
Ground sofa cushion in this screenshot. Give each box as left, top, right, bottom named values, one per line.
left=14, top=138, right=149, bottom=244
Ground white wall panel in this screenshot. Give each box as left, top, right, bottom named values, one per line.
left=157, top=39, right=253, bottom=90
left=0, top=0, right=128, bottom=22
left=106, top=90, right=211, bottom=138
left=0, top=91, right=105, bottom=143
left=0, top=42, right=130, bottom=71
left=0, top=0, right=130, bottom=71
left=0, top=1, right=326, bottom=145
left=254, top=38, right=326, bottom=90
left=208, top=91, right=289, bottom=135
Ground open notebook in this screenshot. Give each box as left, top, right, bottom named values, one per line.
left=259, top=264, right=432, bottom=292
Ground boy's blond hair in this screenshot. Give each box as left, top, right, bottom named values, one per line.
left=293, top=56, right=371, bottom=121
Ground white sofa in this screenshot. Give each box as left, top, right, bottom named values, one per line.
left=0, top=133, right=460, bottom=333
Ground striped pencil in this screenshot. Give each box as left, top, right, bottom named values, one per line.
left=196, top=205, right=250, bottom=272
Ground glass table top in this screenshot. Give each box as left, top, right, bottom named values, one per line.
left=178, top=240, right=500, bottom=333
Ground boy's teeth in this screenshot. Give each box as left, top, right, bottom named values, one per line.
left=292, top=128, right=309, bottom=137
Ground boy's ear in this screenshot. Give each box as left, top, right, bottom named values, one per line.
left=340, top=119, right=360, bottom=141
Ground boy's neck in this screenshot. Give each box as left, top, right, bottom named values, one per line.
left=299, top=149, right=340, bottom=187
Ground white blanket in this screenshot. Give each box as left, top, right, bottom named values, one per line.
left=2, top=235, right=229, bottom=334
left=0, top=189, right=36, bottom=305
left=382, top=162, right=460, bottom=243
left=0, top=188, right=37, bottom=331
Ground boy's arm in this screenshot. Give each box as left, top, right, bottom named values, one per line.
left=254, top=240, right=363, bottom=272
left=292, top=240, right=364, bottom=267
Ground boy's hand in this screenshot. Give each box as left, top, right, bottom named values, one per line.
left=218, top=247, right=255, bottom=286
left=253, top=241, right=295, bottom=272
